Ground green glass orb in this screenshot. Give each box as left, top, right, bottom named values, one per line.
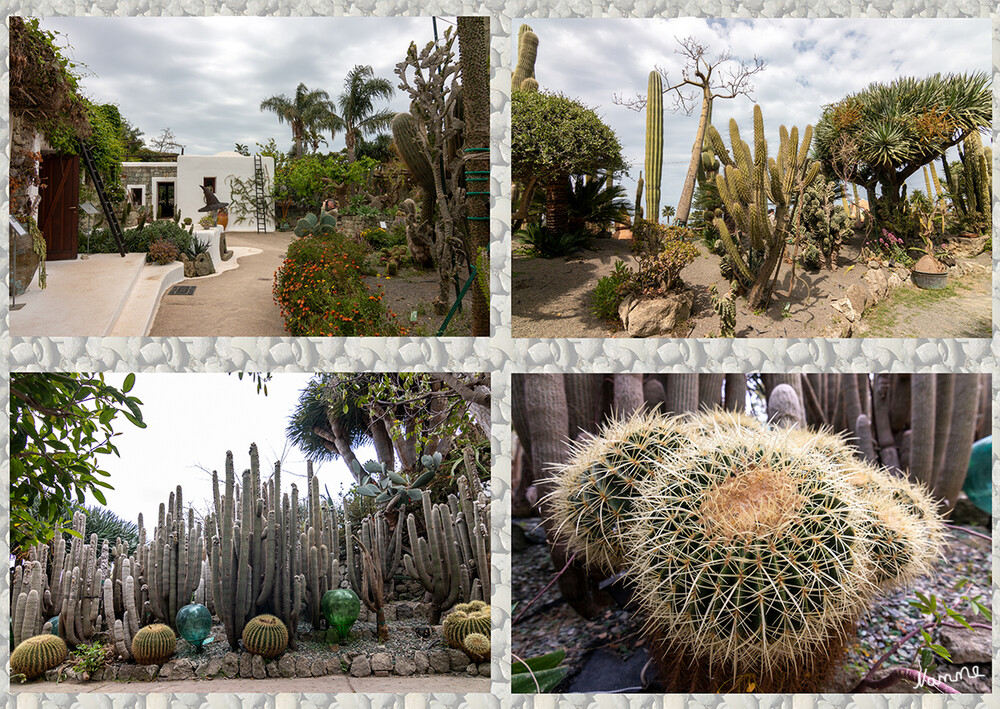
left=47, top=616, right=59, bottom=636
left=176, top=603, right=212, bottom=649
left=322, top=589, right=360, bottom=640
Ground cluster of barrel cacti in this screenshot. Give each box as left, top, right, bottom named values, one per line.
left=707, top=105, right=822, bottom=308
left=443, top=600, right=491, bottom=662
left=545, top=409, right=944, bottom=691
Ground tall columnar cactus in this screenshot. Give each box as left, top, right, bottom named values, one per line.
left=706, top=105, right=821, bottom=309
left=451, top=461, right=491, bottom=600
left=210, top=445, right=304, bottom=651
left=346, top=511, right=402, bottom=602
left=12, top=560, right=45, bottom=647
left=545, top=409, right=945, bottom=691
left=300, top=462, right=341, bottom=631
left=144, top=486, right=203, bottom=629
left=512, top=24, right=538, bottom=91
left=946, top=131, right=992, bottom=232
left=645, top=71, right=664, bottom=223
left=403, top=491, right=465, bottom=623
left=57, top=512, right=106, bottom=646
left=634, top=172, right=644, bottom=222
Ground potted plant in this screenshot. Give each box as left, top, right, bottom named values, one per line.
left=910, top=212, right=949, bottom=289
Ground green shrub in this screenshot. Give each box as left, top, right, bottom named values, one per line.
left=361, top=227, right=393, bottom=251
left=517, top=222, right=591, bottom=258
left=82, top=220, right=192, bottom=256
left=628, top=224, right=699, bottom=294
left=590, top=259, right=630, bottom=322
left=273, top=231, right=403, bottom=337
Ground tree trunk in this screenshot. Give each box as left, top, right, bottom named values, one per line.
left=457, top=16, right=491, bottom=337
left=545, top=175, right=570, bottom=235
left=675, top=85, right=713, bottom=225
left=723, top=374, right=746, bottom=411
left=746, top=239, right=785, bottom=310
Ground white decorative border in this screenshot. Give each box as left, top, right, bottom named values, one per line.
left=1, top=1, right=997, bottom=709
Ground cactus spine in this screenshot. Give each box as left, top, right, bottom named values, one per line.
left=645, top=71, right=664, bottom=223
left=462, top=632, right=491, bottom=663
left=442, top=601, right=491, bottom=652
left=131, top=623, right=176, bottom=665
left=707, top=105, right=821, bottom=309
left=512, top=25, right=538, bottom=91
left=545, top=409, right=944, bottom=691
left=242, top=614, right=289, bottom=658
left=11, top=634, right=68, bottom=679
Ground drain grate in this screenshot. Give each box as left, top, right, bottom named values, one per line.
left=168, top=285, right=197, bottom=296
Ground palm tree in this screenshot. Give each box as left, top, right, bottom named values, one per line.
left=260, top=83, right=343, bottom=158
left=337, top=65, right=395, bottom=163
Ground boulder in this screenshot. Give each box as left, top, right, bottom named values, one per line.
left=221, top=652, right=240, bottom=678
left=862, top=268, right=889, bottom=302
left=939, top=625, right=992, bottom=664
left=136, top=664, right=160, bottom=681
left=395, top=655, right=416, bottom=676
left=371, top=652, right=393, bottom=676
left=478, top=662, right=491, bottom=677
left=311, top=660, right=328, bottom=677
left=179, top=254, right=196, bottom=278
left=414, top=650, right=430, bottom=674
left=396, top=602, right=413, bottom=620
left=295, top=655, right=313, bottom=677
left=252, top=654, right=267, bottom=679
left=278, top=654, right=296, bottom=678
left=350, top=655, right=372, bottom=677
left=326, top=657, right=343, bottom=675
left=160, top=659, right=195, bottom=681
left=194, top=252, right=216, bottom=277
left=830, top=297, right=859, bottom=323
left=428, top=650, right=452, bottom=674
left=845, top=283, right=869, bottom=316
left=619, top=290, right=695, bottom=338
left=197, top=658, right=224, bottom=678
left=266, top=660, right=280, bottom=678
left=219, top=232, right=234, bottom=261
left=448, top=649, right=471, bottom=671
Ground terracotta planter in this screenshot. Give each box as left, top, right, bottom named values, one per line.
left=216, top=211, right=229, bottom=230
left=911, top=254, right=948, bottom=290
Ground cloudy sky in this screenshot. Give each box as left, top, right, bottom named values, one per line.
left=513, top=18, right=992, bottom=205
left=38, top=16, right=449, bottom=155
left=91, top=373, right=367, bottom=531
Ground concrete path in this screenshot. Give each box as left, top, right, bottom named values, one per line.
left=149, top=231, right=294, bottom=337
left=13, top=675, right=491, bottom=694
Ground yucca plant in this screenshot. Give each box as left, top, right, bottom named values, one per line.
left=545, top=409, right=945, bottom=691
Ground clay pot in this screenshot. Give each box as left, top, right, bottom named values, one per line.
left=911, top=254, right=948, bottom=290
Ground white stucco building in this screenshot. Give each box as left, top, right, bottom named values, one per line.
left=121, top=151, right=275, bottom=231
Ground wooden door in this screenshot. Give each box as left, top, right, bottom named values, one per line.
left=39, top=154, right=80, bottom=260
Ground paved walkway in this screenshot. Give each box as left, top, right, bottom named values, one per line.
left=13, top=675, right=491, bottom=694
left=149, top=231, right=294, bottom=337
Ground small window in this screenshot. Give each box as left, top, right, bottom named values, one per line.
left=130, top=187, right=143, bottom=205
left=203, top=177, right=216, bottom=192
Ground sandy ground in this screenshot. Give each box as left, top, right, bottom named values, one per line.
left=364, top=268, right=472, bottom=337
left=13, top=675, right=491, bottom=694
left=511, top=233, right=991, bottom=339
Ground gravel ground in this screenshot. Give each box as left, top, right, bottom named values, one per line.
left=512, top=517, right=991, bottom=692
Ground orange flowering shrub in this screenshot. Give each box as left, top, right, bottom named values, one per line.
left=273, top=232, right=403, bottom=337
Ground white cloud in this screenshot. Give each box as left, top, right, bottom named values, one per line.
left=40, top=16, right=443, bottom=156
left=515, top=17, right=991, bottom=205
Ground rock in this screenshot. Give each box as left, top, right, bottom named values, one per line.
left=428, top=650, right=452, bottom=674
left=252, top=654, right=266, bottom=679
left=350, top=655, right=372, bottom=677
left=830, top=297, right=859, bottom=323
left=240, top=652, right=254, bottom=678
left=326, top=657, right=342, bottom=675
left=278, top=654, right=296, bottom=678
left=160, top=659, right=195, bottom=680
left=295, top=655, right=313, bottom=677
left=197, top=658, right=224, bottom=678
left=266, top=660, right=280, bottom=678
left=194, top=252, right=216, bottom=276
left=466, top=663, right=477, bottom=675
left=448, top=649, right=471, bottom=671
left=845, top=283, right=869, bottom=316
left=91, top=668, right=105, bottom=681
left=887, top=272, right=904, bottom=290
left=383, top=605, right=397, bottom=622
left=396, top=602, right=413, bottom=620
left=414, top=651, right=430, bottom=674
left=136, top=664, right=159, bottom=681
left=939, top=625, right=991, bottom=664
left=619, top=290, right=695, bottom=338
left=414, top=603, right=435, bottom=620
left=110, top=665, right=129, bottom=682
left=952, top=493, right=991, bottom=528
left=179, top=254, right=196, bottom=278
left=371, top=652, right=393, bottom=676
left=104, top=665, right=119, bottom=680
left=395, top=655, right=416, bottom=676
left=863, top=268, right=889, bottom=302
left=478, top=662, right=491, bottom=677
left=311, top=659, right=327, bottom=677
left=222, top=652, right=240, bottom=678
left=219, top=232, right=234, bottom=261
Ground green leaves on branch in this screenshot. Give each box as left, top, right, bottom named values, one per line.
left=10, top=373, right=145, bottom=554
